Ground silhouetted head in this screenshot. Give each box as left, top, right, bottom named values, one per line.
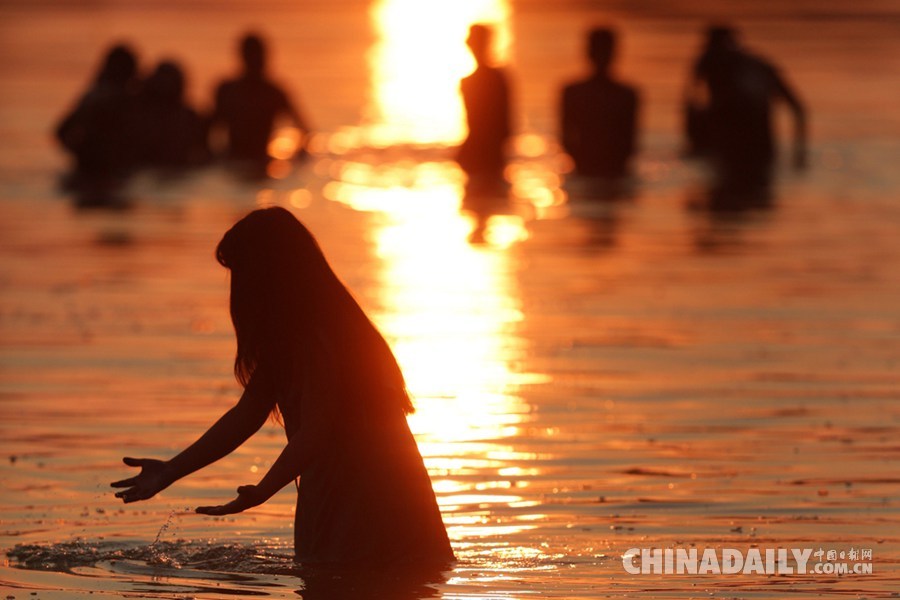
left=96, top=44, right=138, bottom=87
left=467, top=24, right=494, bottom=66
left=240, top=33, right=267, bottom=77
left=217, top=207, right=336, bottom=381
left=705, top=25, right=738, bottom=54
left=588, top=28, right=617, bottom=72
left=216, top=207, right=412, bottom=413
left=143, top=61, right=185, bottom=103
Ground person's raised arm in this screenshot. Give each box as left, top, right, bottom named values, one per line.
left=277, top=88, right=312, bottom=154
left=560, top=86, right=579, bottom=160
left=111, top=377, right=275, bottom=503
left=773, top=70, right=808, bottom=170
left=204, top=83, right=231, bottom=158
left=286, top=98, right=311, bottom=137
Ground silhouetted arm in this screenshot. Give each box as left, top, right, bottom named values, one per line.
left=205, top=83, right=230, bottom=157
left=285, top=97, right=311, bottom=136
left=55, top=107, right=84, bottom=151
left=625, top=87, right=640, bottom=159
left=560, top=86, right=578, bottom=158
left=111, top=379, right=275, bottom=503
left=499, top=69, right=512, bottom=144
left=165, top=385, right=274, bottom=478
left=55, top=93, right=97, bottom=152
left=275, top=87, right=311, bottom=155
left=683, top=72, right=702, bottom=108
left=683, top=54, right=712, bottom=109
left=272, top=84, right=312, bottom=157
left=773, top=70, right=807, bottom=169
left=289, top=99, right=312, bottom=155
left=195, top=425, right=313, bottom=515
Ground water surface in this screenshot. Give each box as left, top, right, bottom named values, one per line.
left=1, top=1, right=899, bottom=598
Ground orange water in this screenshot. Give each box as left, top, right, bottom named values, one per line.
left=1, top=1, right=899, bottom=598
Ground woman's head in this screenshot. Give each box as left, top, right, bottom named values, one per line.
left=144, top=61, right=186, bottom=104
left=216, top=206, right=329, bottom=288
left=97, top=44, right=138, bottom=87
left=217, top=207, right=334, bottom=382
left=216, top=207, right=412, bottom=413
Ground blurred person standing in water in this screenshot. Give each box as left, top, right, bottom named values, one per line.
left=112, top=207, right=454, bottom=567
left=684, top=25, right=807, bottom=188
left=560, top=27, right=639, bottom=181
left=55, top=44, right=142, bottom=184
left=457, top=24, right=512, bottom=195
left=134, top=60, right=209, bottom=169
left=208, top=33, right=311, bottom=174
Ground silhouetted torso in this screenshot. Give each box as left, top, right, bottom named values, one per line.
left=699, top=49, right=780, bottom=172
left=271, top=346, right=453, bottom=566
left=135, top=63, right=207, bottom=168
left=690, top=39, right=807, bottom=187
left=211, top=75, right=293, bottom=162
left=458, top=65, right=511, bottom=181
left=561, top=74, right=638, bottom=178
left=56, top=79, right=139, bottom=178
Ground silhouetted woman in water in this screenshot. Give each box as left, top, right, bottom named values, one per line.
left=112, top=207, right=453, bottom=567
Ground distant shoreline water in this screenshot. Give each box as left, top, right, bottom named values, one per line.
left=2, top=1, right=899, bottom=598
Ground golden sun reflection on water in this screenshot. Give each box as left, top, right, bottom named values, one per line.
left=366, top=0, right=512, bottom=145
left=321, top=0, right=570, bottom=550
left=325, top=159, right=551, bottom=543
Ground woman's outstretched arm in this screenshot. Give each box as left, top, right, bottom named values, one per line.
left=111, top=379, right=274, bottom=503
left=195, top=424, right=313, bottom=516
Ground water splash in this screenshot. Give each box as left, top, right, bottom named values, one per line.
left=7, top=540, right=296, bottom=575
left=6, top=540, right=306, bottom=599
left=147, top=509, right=182, bottom=567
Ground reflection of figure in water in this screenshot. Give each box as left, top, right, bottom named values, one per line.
left=208, top=33, right=310, bottom=171
left=297, top=563, right=445, bottom=600
left=684, top=25, right=807, bottom=188
left=462, top=192, right=513, bottom=245
left=693, top=177, right=775, bottom=216
left=560, top=27, right=639, bottom=180
left=458, top=24, right=511, bottom=195
left=55, top=44, right=141, bottom=186
left=134, top=61, right=208, bottom=169
left=112, top=208, right=453, bottom=567
left=687, top=183, right=776, bottom=255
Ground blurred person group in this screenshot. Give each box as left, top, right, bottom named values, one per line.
left=458, top=23, right=806, bottom=198
left=56, top=24, right=806, bottom=198
left=56, top=32, right=309, bottom=187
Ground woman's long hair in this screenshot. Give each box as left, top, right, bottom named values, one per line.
left=215, top=207, right=413, bottom=415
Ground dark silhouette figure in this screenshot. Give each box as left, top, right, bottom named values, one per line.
left=134, top=61, right=209, bottom=169
left=684, top=25, right=807, bottom=188
left=687, top=183, right=776, bottom=256
left=457, top=24, right=511, bottom=194
left=55, top=44, right=142, bottom=183
left=560, top=28, right=639, bottom=179
left=112, top=207, right=454, bottom=567
left=208, top=33, right=310, bottom=169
